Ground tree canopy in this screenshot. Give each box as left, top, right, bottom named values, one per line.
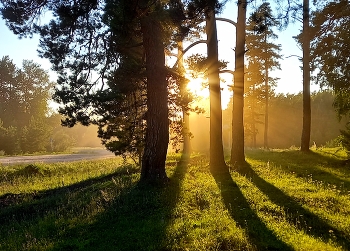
left=310, top=0, right=350, bottom=117
left=1, top=0, right=231, bottom=183
left=0, top=56, right=78, bottom=154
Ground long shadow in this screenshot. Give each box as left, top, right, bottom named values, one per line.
left=247, top=149, right=350, bottom=191
left=0, top=165, right=140, bottom=224
left=237, top=162, right=350, bottom=250
left=49, top=155, right=190, bottom=251
left=212, top=169, right=293, bottom=251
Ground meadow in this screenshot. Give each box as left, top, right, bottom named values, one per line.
left=0, top=148, right=349, bottom=250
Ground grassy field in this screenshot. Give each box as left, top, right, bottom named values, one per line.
left=0, top=148, right=349, bottom=250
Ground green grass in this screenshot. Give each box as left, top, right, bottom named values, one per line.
left=0, top=148, right=349, bottom=250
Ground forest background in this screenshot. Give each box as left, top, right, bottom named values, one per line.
left=0, top=0, right=346, bottom=155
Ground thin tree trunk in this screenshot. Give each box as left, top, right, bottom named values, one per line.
left=264, top=69, right=269, bottom=149
left=140, top=12, right=169, bottom=183
left=206, top=9, right=227, bottom=173
left=178, top=41, right=191, bottom=157
left=301, top=0, right=311, bottom=152
left=264, top=32, right=269, bottom=149
left=252, top=84, right=256, bottom=148
left=231, top=0, right=246, bottom=165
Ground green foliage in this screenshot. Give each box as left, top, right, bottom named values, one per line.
left=310, top=0, right=350, bottom=117
left=21, top=117, right=50, bottom=153
left=0, top=56, right=77, bottom=154
left=0, top=150, right=350, bottom=250
left=339, top=125, right=350, bottom=159
left=0, top=56, right=52, bottom=128
left=0, top=56, right=78, bottom=154
left=0, top=122, right=20, bottom=155
left=244, top=2, right=282, bottom=147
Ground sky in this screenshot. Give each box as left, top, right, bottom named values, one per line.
left=0, top=1, right=320, bottom=101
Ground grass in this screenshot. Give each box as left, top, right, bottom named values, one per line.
left=0, top=148, right=349, bottom=250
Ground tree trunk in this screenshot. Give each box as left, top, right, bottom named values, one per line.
left=140, top=12, right=169, bottom=183
left=301, top=0, right=311, bottom=152
left=252, top=84, right=256, bottom=148
left=264, top=68, right=269, bottom=149
left=264, top=33, right=269, bottom=149
left=206, top=9, right=227, bottom=173
left=178, top=41, right=191, bottom=157
left=231, top=0, right=246, bottom=165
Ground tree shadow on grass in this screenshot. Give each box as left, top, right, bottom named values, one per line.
left=212, top=169, right=293, bottom=251
left=0, top=158, right=189, bottom=251
left=0, top=165, right=140, bottom=223
left=237, top=162, right=350, bottom=250
left=50, top=155, right=190, bottom=251
left=247, top=149, right=350, bottom=191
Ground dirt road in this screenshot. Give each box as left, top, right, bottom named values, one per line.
left=0, top=148, right=116, bottom=166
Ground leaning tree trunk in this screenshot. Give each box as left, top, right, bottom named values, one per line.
left=206, top=9, right=227, bottom=173
left=231, top=0, right=247, bottom=165
left=301, top=0, right=311, bottom=152
left=140, top=13, right=169, bottom=183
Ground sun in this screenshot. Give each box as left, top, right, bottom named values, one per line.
left=186, top=74, right=233, bottom=110
left=186, top=74, right=209, bottom=98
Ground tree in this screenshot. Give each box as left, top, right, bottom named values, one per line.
left=243, top=62, right=264, bottom=148
left=1, top=0, right=218, bottom=183
left=231, top=0, right=247, bottom=165
left=310, top=0, right=350, bottom=154
left=176, top=41, right=192, bottom=157
left=0, top=120, right=19, bottom=155
left=206, top=5, right=227, bottom=172
left=0, top=56, right=20, bottom=127
left=0, top=56, right=52, bottom=126
left=246, top=2, right=281, bottom=149
left=310, top=0, right=350, bottom=115
left=300, top=0, right=311, bottom=152
left=0, top=56, right=53, bottom=154
left=21, top=116, right=51, bottom=153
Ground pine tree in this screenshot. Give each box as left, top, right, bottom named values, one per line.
left=245, top=2, right=281, bottom=149
left=310, top=0, right=350, bottom=155
left=1, top=0, right=223, bottom=183
left=230, top=0, right=247, bottom=165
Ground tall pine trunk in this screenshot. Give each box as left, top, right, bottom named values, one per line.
left=301, top=0, right=311, bottom=152
left=206, top=9, right=227, bottom=172
left=231, top=0, right=246, bottom=165
left=140, top=12, right=169, bottom=183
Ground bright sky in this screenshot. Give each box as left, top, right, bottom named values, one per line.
left=0, top=1, right=319, bottom=101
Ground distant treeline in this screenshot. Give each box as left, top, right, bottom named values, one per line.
left=191, top=90, right=345, bottom=152
left=0, top=56, right=101, bottom=155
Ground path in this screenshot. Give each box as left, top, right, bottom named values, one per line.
left=0, top=148, right=116, bottom=166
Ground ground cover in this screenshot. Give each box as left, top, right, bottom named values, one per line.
left=0, top=148, right=349, bottom=250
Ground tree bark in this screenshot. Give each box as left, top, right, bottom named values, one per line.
left=301, top=0, right=311, bottom=152
left=140, top=12, right=169, bottom=183
left=206, top=9, right=227, bottom=173
left=231, top=0, right=247, bottom=165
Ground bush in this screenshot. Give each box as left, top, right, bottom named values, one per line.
left=340, top=125, right=350, bottom=158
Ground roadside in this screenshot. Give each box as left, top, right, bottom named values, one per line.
left=0, top=147, right=115, bottom=166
